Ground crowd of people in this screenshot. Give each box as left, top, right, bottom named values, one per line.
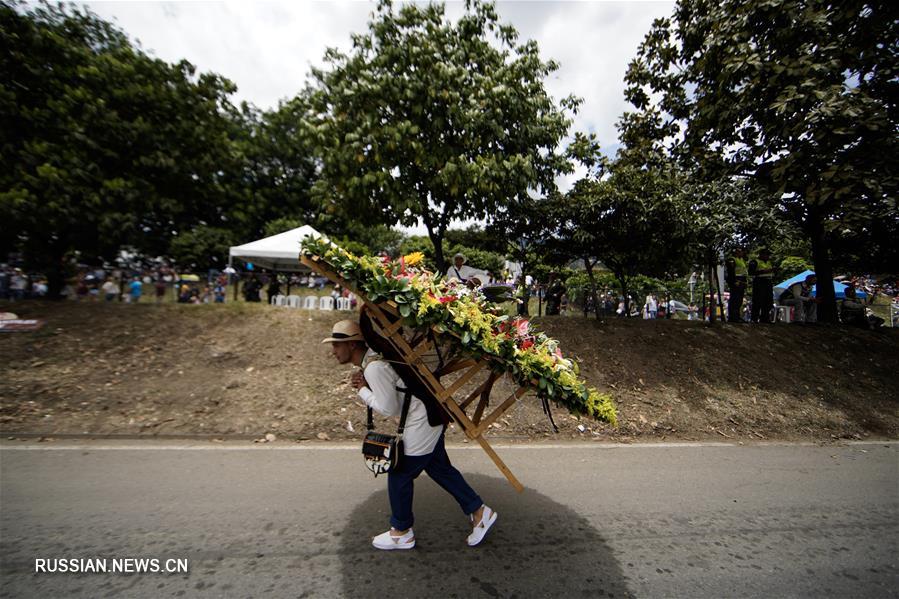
left=3, top=256, right=897, bottom=330
left=724, top=248, right=896, bottom=329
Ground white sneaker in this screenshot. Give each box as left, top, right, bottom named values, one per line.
left=467, top=505, right=497, bottom=547
left=372, top=529, right=415, bottom=550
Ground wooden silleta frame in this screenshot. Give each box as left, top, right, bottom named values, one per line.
left=301, top=254, right=527, bottom=492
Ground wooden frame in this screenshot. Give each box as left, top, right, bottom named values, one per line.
left=302, top=254, right=528, bottom=492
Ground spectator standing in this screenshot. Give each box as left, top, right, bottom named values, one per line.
left=11, top=269, right=28, bottom=301
left=101, top=279, right=118, bottom=302
left=128, top=277, right=143, bottom=303
left=645, top=294, right=658, bottom=319
left=214, top=278, right=227, bottom=303
left=545, top=273, right=565, bottom=315
left=267, top=275, right=282, bottom=304
left=749, top=248, right=776, bottom=323
left=154, top=275, right=167, bottom=304
left=725, top=247, right=748, bottom=322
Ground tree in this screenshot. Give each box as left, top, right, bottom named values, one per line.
left=226, top=101, right=320, bottom=241
left=0, top=3, right=241, bottom=295
left=674, top=179, right=787, bottom=322
left=303, top=0, right=576, bottom=273
left=622, top=0, right=899, bottom=322
left=560, top=165, right=691, bottom=317
left=169, top=226, right=235, bottom=272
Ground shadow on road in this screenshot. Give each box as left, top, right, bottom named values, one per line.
left=339, top=473, right=631, bottom=598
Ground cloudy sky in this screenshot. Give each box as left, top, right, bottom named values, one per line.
left=82, top=0, right=674, bottom=231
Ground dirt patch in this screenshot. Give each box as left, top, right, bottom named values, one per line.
left=1, top=301, right=897, bottom=443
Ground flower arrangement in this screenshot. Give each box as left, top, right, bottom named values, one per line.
left=301, top=235, right=617, bottom=425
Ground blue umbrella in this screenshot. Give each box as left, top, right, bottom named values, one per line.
left=773, top=269, right=867, bottom=300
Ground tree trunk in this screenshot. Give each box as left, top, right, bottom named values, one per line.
left=707, top=251, right=717, bottom=323
left=808, top=213, right=836, bottom=323
left=426, top=228, right=446, bottom=276
left=584, top=259, right=601, bottom=319
left=616, top=272, right=630, bottom=317
left=45, top=262, right=67, bottom=300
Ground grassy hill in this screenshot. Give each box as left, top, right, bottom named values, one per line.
left=1, top=301, right=896, bottom=442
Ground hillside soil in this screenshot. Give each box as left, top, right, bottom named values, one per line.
left=1, top=301, right=897, bottom=443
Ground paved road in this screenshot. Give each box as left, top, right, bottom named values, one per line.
left=1, top=440, right=896, bottom=598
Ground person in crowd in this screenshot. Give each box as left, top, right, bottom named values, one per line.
left=840, top=286, right=883, bottom=329
left=445, top=253, right=482, bottom=287
left=87, top=277, right=99, bottom=301
left=101, top=278, right=118, bottom=302
left=154, top=275, right=167, bottom=304
left=128, top=277, right=143, bottom=303
left=323, top=319, right=496, bottom=551
left=10, top=269, right=29, bottom=301
left=725, top=247, right=748, bottom=322
left=267, top=275, right=282, bottom=303
left=243, top=275, right=261, bottom=302
left=75, top=275, right=90, bottom=302
left=0, top=265, right=10, bottom=300
left=214, top=278, right=227, bottom=303
left=545, top=273, right=565, bottom=315
left=749, top=248, right=776, bottom=323
left=178, top=283, right=192, bottom=303
left=781, top=273, right=819, bottom=323
left=644, top=293, right=658, bottom=319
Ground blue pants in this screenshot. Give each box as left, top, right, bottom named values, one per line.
left=387, top=435, right=482, bottom=531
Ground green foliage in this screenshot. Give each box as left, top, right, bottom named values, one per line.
left=302, top=0, right=577, bottom=272
left=779, top=256, right=813, bottom=280
left=444, top=225, right=507, bottom=256
left=262, top=217, right=304, bottom=238
left=397, top=236, right=505, bottom=275
left=558, top=163, right=692, bottom=314
left=622, top=0, right=899, bottom=320
left=0, top=3, right=242, bottom=293
left=169, top=226, right=235, bottom=271
left=227, top=102, right=320, bottom=240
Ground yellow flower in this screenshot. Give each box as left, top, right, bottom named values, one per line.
left=403, top=252, right=425, bottom=267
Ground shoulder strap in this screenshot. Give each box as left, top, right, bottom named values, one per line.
left=366, top=388, right=413, bottom=435
left=396, top=387, right=413, bottom=437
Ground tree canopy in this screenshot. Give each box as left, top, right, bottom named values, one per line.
left=302, top=0, right=577, bottom=272
left=621, top=0, right=899, bottom=321
left=0, top=2, right=242, bottom=291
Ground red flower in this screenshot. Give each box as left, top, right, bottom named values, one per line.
left=521, top=340, right=534, bottom=350
left=438, top=295, right=455, bottom=304
left=514, top=318, right=530, bottom=337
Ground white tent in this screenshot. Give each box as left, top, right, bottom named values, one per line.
left=228, top=225, right=322, bottom=271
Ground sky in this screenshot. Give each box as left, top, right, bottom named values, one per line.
left=81, top=0, right=674, bottom=233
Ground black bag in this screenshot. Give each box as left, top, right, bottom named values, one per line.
left=362, top=387, right=412, bottom=477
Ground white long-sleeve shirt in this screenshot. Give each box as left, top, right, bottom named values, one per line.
left=358, top=351, right=442, bottom=456
left=445, top=264, right=483, bottom=284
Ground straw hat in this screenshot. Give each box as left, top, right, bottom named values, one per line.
left=321, top=320, right=363, bottom=343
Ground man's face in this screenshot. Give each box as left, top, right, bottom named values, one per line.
left=330, top=341, right=353, bottom=364
left=454, top=257, right=464, bottom=269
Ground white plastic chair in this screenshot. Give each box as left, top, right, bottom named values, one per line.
left=303, top=295, right=317, bottom=310
left=271, top=294, right=285, bottom=306
left=773, top=305, right=791, bottom=323
left=319, top=296, right=335, bottom=310
left=336, top=297, right=351, bottom=311
left=285, top=295, right=300, bottom=308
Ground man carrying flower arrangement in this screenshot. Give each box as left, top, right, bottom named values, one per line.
left=323, top=319, right=498, bottom=551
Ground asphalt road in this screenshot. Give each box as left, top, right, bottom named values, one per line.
left=1, top=440, right=896, bottom=598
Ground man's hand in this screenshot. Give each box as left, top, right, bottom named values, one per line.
left=350, top=369, right=368, bottom=391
